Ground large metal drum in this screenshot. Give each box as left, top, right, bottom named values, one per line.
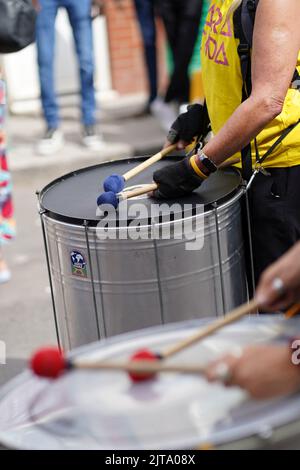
left=1, top=317, right=300, bottom=450
left=38, top=157, right=248, bottom=350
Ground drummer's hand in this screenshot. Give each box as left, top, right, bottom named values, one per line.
left=256, top=242, right=300, bottom=311
left=205, top=345, right=300, bottom=400
left=165, top=103, right=208, bottom=151
left=152, top=155, right=208, bottom=199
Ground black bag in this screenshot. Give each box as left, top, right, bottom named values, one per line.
left=0, top=0, right=37, bottom=54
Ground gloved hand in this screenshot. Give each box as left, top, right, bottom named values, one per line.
left=167, top=103, right=210, bottom=146
left=152, top=156, right=207, bottom=199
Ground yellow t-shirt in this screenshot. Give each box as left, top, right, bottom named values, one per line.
left=200, top=0, right=300, bottom=168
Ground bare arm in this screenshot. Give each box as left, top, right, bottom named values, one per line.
left=202, top=0, right=300, bottom=165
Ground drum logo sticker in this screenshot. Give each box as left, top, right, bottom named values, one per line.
left=70, top=251, right=87, bottom=278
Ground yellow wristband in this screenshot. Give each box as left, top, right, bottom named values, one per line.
left=190, top=155, right=208, bottom=179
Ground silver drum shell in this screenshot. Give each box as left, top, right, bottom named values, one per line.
left=42, top=188, right=248, bottom=350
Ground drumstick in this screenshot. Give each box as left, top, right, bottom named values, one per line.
left=117, top=159, right=238, bottom=201
left=123, top=145, right=178, bottom=181
left=161, top=299, right=259, bottom=359
left=162, top=300, right=300, bottom=360
left=103, top=144, right=177, bottom=193
left=31, top=300, right=258, bottom=380
left=31, top=302, right=300, bottom=382
left=120, top=183, right=158, bottom=200
left=75, top=360, right=206, bottom=375
left=285, top=303, right=300, bottom=319
left=30, top=346, right=207, bottom=380
left=97, top=183, right=158, bottom=208
left=107, top=158, right=238, bottom=203
left=98, top=160, right=238, bottom=208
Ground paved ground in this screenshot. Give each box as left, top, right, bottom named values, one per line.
left=0, top=94, right=166, bottom=385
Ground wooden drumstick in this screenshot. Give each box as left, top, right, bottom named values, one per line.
left=74, top=360, right=206, bottom=375
left=285, top=303, right=300, bottom=319
left=119, top=183, right=158, bottom=200
left=123, top=145, right=177, bottom=181
left=98, top=157, right=239, bottom=207
left=103, top=144, right=177, bottom=193
left=161, top=299, right=259, bottom=359
left=119, top=158, right=239, bottom=201
left=31, top=302, right=300, bottom=381
left=97, top=183, right=158, bottom=207
left=31, top=347, right=207, bottom=378
left=82, top=298, right=267, bottom=367
left=162, top=300, right=300, bottom=360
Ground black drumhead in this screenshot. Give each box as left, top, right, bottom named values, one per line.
left=39, top=156, right=242, bottom=226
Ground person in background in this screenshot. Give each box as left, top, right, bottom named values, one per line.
left=133, top=0, right=158, bottom=115
left=110, top=0, right=158, bottom=115
left=33, top=0, right=105, bottom=155
left=152, top=0, right=203, bottom=131
left=0, top=71, right=15, bottom=284
left=205, top=242, right=300, bottom=400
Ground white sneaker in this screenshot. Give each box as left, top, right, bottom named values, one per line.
left=150, top=97, right=178, bottom=133
left=36, top=128, right=64, bottom=156
left=0, top=269, right=11, bottom=284
left=82, top=125, right=107, bottom=151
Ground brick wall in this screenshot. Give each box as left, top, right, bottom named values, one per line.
left=104, top=0, right=168, bottom=96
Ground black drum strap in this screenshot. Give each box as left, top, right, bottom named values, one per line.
left=192, top=101, right=211, bottom=154
left=234, top=4, right=253, bottom=182
left=235, top=1, right=300, bottom=181
left=255, top=120, right=300, bottom=168
left=200, top=100, right=211, bottom=141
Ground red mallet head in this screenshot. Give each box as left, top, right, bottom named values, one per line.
left=30, top=347, right=67, bottom=379
left=129, top=349, right=159, bottom=383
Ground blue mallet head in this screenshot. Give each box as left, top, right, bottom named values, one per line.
left=103, top=174, right=125, bottom=193
left=97, top=191, right=119, bottom=209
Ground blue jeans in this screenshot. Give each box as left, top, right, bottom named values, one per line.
left=134, top=0, right=157, bottom=104
left=36, top=0, right=96, bottom=128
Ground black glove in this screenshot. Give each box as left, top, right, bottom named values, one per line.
left=153, top=157, right=206, bottom=199
left=167, top=103, right=210, bottom=144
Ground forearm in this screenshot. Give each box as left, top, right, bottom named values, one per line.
left=203, top=0, right=300, bottom=166
left=202, top=94, right=282, bottom=165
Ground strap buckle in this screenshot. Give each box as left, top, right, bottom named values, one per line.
left=237, top=43, right=251, bottom=59
left=246, top=164, right=270, bottom=191
left=291, top=79, right=300, bottom=91
left=254, top=162, right=271, bottom=176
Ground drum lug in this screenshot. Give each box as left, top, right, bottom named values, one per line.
left=213, top=202, right=226, bottom=316
left=83, top=220, right=103, bottom=339
left=37, top=201, right=61, bottom=349
left=246, top=170, right=259, bottom=191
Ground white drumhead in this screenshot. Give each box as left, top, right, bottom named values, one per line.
left=0, top=317, right=299, bottom=450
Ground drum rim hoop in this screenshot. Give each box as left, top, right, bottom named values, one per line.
left=39, top=157, right=243, bottom=226
left=1, top=317, right=300, bottom=450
